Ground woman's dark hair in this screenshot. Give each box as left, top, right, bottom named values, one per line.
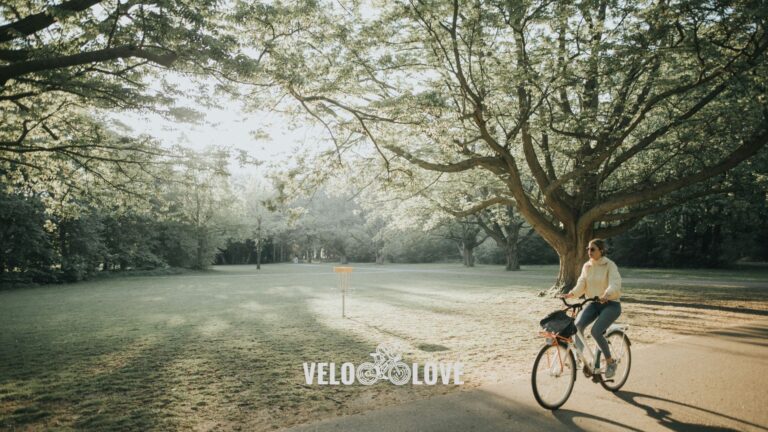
left=589, top=238, right=607, bottom=255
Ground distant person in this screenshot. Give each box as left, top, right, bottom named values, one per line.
left=293, top=256, right=299, bottom=264
left=562, top=238, right=622, bottom=378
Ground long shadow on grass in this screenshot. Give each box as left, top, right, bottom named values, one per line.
left=0, top=326, right=192, bottom=430
left=624, top=285, right=768, bottom=302
left=0, top=282, right=450, bottom=430
left=621, top=297, right=768, bottom=316
left=354, top=286, right=470, bottom=317
left=703, top=324, right=768, bottom=348
left=143, top=286, right=446, bottom=430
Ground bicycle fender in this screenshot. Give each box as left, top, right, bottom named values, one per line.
left=606, top=323, right=629, bottom=333
left=605, top=330, right=631, bottom=346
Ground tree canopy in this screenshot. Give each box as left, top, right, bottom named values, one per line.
left=1, top=0, right=252, bottom=212
left=238, top=0, right=768, bottom=290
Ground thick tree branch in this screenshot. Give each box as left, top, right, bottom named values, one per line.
left=580, top=125, right=768, bottom=230
left=597, top=188, right=737, bottom=222
left=0, top=45, right=177, bottom=85
left=474, top=214, right=505, bottom=246
left=593, top=217, right=643, bottom=239
left=0, top=0, right=103, bottom=43
left=0, top=48, right=29, bottom=61
left=601, top=80, right=731, bottom=179
left=509, top=11, right=579, bottom=222
left=383, top=143, right=504, bottom=174
left=544, top=79, right=731, bottom=198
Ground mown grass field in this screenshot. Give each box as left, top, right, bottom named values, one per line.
left=1, top=263, right=767, bottom=431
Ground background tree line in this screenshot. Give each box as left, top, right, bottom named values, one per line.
left=2, top=155, right=767, bottom=286
left=2, top=0, right=767, bottom=288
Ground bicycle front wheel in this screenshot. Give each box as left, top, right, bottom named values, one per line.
left=600, top=331, right=631, bottom=392
left=531, top=342, right=576, bottom=410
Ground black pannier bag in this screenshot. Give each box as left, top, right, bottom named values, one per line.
left=540, top=310, right=577, bottom=338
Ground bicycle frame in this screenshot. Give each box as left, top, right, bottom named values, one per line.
left=539, top=301, right=629, bottom=376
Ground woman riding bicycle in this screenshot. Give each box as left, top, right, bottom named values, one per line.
left=562, top=238, right=622, bottom=378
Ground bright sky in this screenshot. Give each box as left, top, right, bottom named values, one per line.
left=119, top=108, right=310, bottom=163
left=112, top=74, right=330, bottom=174
left=116, top=108, right=328, bottom=176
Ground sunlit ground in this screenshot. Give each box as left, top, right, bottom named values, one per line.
left=1, top=263, right=766, bottom=430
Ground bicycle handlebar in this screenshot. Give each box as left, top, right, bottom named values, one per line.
left=559, top=296, right=600, bottom=310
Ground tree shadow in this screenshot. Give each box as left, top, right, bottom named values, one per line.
left=621, top=298, right=768, bottom=316
left=612, top=390, right=766, bottom=432
left=353, top=286, right=470, bottom=317
left=708, top=325, right=768, bottom=344
left=0, top=276, right=455, bottom=430
left=669, top=323, right=768, bottom=347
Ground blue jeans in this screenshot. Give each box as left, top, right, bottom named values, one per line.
left=575, top=301, right=622, bottom=359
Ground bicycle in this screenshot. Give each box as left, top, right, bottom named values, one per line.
left=531, top=296, right=632, bottom=410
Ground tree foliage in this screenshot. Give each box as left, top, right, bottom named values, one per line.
left=1, top=0, right=242, bottom=204
left=0, top=190, right=52, bottom=282
left=240, top=0, right=768, bottom=290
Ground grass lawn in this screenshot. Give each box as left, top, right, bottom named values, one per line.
left=1, top=263, right=766, bottom=430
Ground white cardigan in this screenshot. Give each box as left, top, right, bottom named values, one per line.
left=568, top=257, right=622, bottom=301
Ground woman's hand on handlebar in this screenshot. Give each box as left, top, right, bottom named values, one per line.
left=560, top=292, right=574, bottom=299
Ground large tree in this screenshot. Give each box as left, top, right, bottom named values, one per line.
left=243, top=0, right=768, bottom=291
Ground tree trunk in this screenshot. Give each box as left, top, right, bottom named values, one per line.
left=375, top=250, right=384, bottom=265
left=195, top=228, right=206, bottom=270
left=200, top=237, right=203, bottom=270
left=59, top=221, right=68, bottom=270
left=505, top=245, right=519, bottom=271
left=546, top=230, right=592, bottom=295
left=462, top=245, right=475, bottom=267
left=256, top=248, right=262, bottom=270
left=340, top=254, right=348, bottom=265
left=505, top=227, right=520, bottom=271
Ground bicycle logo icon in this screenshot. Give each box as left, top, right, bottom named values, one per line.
left=356, top=343, right=412, bottom=385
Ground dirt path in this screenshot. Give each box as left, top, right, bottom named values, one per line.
left=281, top=319, right=768, bottom=432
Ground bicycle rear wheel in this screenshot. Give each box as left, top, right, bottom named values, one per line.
left=531, top=343, right=576, bottom=410
left=600, top=331, right=631, bottom=391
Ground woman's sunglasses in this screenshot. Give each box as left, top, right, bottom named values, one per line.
left=587, top=247, right=599, bottom=252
